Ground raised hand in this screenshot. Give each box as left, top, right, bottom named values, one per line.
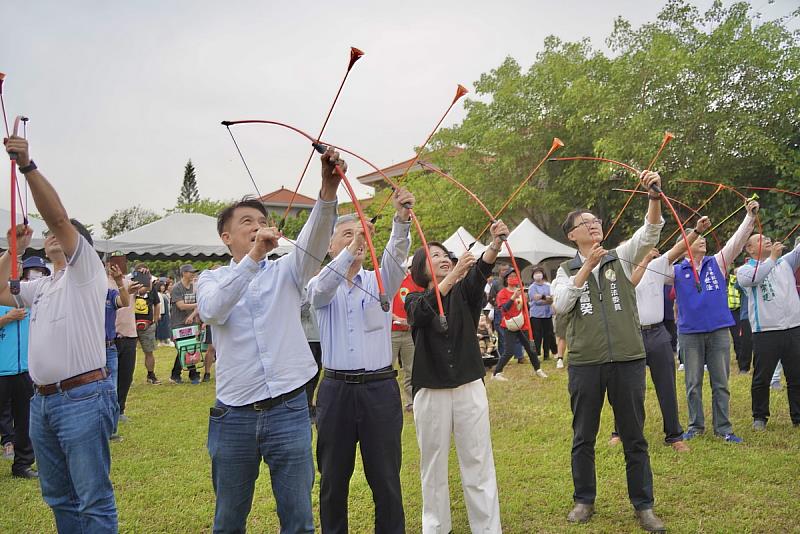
left=695, top=216, right=711, bottom=234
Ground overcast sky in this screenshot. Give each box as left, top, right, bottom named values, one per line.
left=0, top=0, right=795, bottom=234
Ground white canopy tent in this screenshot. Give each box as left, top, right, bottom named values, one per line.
left=496, top=218, right=576, bottom=265
left=99, top=213, right=294, bottom=258
left=100, top=213, right=231, bottom=257
left=0, top=211, right=296, bottom=260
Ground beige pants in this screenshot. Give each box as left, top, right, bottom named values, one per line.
left=391, top=329, right=415, bottom=407
left=413, top=379, right=502, bottom=534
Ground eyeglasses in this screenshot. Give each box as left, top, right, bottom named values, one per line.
left=569, top=217, right=602, bottom=232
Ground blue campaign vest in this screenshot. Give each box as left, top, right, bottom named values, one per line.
left=0, top=305, right=30, bottom=376
left=674, top=256, right=734, bottom=334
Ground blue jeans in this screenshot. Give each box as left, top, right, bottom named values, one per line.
left=29, top=376, right=119, bottom=533
left=106, top=345, right=120, bottom=431
left=207, top=390, right=314, bottom=534
left=106, top=345, right=118, bottom=391
left=680, top=328, right=733, bottom=436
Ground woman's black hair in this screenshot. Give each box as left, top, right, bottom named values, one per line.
left=410, top=242, right=449, bottom=288
left=531, top=265, right=549, bottom=281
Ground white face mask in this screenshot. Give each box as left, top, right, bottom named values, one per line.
left=26, top=271, right=44, bottom=281
left=533, top=273, right=544, bottom=282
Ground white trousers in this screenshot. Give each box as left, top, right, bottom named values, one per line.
left=413, top=379, right=502, bottom=534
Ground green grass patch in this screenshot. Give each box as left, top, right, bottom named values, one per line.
left=1, top=347, right=799, bottom=532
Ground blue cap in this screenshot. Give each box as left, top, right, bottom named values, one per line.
left=22, top=256, right=51, bottom=276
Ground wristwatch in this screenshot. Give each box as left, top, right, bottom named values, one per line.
left=18, top=160, right=37, bottom=174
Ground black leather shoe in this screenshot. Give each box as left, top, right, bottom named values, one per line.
left=12, top=467, right=39, bottom=479
left=567, top=503, right=594, bottom=523
left=635, top=509, right=666, bottom=532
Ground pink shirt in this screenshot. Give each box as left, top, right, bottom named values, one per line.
left=110, top=275, right=137, bottom=338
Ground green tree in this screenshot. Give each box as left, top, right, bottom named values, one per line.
left=429, top=0, right=799, bottom=246
left=176, top=160, right=200, bottom=210
left=281, top=210, right=310, bottom=241
left=101, top=205, right=161, bottom=239
left=168, top=197, right=231, bottom=218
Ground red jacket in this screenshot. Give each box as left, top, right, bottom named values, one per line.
left=392, top=274, right=423, bottom=331
left=496, top=287, right=526, bottom=330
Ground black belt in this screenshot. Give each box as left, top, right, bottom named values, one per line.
left=106, top=340, right=116, bottom=348
left=236, top=385, right=305, bottom=411
left=641, top=322, right=663, bottom=331
left=324, top=368, right=398, bottom=384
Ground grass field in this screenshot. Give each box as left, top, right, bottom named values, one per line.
left=2, top=346, right=799, bottom=533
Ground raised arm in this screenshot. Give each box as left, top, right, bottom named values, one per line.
left=307, top=247, right=356, bottom=308
left=737, top=239, right=796, bottom=288
left=615, top=172, right=665, bottom=274
left=715, top=200, right=758, bottom=273
left=5, top=136, right=79, bottom=258
left=109, top=265, right=129, bottom=308
left=290, top=148, right=341, bottom=290
left=197, top=259, right=260, bottom=325
left=378, top=188, right=414, bottom=299
left=0, top=225, right=32, bottom=307
left=664, top=216, right=709, bottom=264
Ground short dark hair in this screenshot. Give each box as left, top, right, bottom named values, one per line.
left=531, top=265, right=548, bottom=281
left=410, top=242, right=449, bottom=288
left=216, top=196, right=269, bottom=236
left=561, top=209, right=594, bottom=238
left=70, top=218, right=93, bottom=247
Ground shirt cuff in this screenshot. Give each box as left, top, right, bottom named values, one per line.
left=392, top=215, right=412, bottom=229
left=334, top=247, right=356, bottom=266
left=316, top=196, right=339, bottom=208
left=566, top=275, right=586, bottom=293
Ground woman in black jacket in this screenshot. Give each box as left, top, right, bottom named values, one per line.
left=405, top=221, right=507, bottom=534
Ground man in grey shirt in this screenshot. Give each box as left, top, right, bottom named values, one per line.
left=170, top=264, right=200, bottom=384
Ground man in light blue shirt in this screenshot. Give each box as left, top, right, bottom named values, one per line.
left=306, top=187, right=414, bottom=533
left=197, top=148, right=343, bottom=534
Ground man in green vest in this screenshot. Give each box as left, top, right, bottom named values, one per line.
left=552, top=171, right=666, bottom=533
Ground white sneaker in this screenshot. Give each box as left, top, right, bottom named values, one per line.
left=556, top=358, right=564, bottom=369
left=491, top=373, right=509, bottom=382
left=536, top=369, right=548, bottom=378
left=678, top=363, right=685, bottom=372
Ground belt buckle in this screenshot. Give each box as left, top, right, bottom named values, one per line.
left=253, top=401, right=265, bottom=411
left=343, top=373, right=364, bottom=384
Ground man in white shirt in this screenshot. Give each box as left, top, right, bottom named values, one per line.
left=737, top=235, right=800, bottom=430
left=626, top=216, right=710, bottom=452
left=1, top=136, right=117, bottom=532
left=197, top=148, right=343, bottom=533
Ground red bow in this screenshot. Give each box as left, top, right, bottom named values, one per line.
left=0, top=73, right=29, bottom=295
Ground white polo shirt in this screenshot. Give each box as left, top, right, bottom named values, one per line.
left=15, top=236, right=107, bottom=385
left=634, top=255, right=673, bottom=327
